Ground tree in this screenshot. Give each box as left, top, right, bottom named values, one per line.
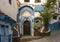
left=39, top=0, right=56, bottom=31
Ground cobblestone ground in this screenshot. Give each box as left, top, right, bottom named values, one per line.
left=28, top=30, right=60, bottom=42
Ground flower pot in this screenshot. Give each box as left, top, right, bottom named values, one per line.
left=40, top=28, right=51, bottom=36
left=34, top=29, right=40, bottom=36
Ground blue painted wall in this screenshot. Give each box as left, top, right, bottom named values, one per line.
left=34, top=5, right=44, bottom=12
left=17, top=5, right=34, bottom=25
left=0, top=13, right=16, bottom=30
left=48, top=22, right=59, bottom=32
left=0, top=24, right=12, bottom=42
left=0, top=13, right=16, bottom=42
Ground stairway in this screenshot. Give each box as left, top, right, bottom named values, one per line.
left=20, top=36, right=42, bottom=42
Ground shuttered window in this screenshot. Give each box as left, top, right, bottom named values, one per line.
left=35, top=0, right=41, bottom=3
left=24, top=0, right=29, bottom=2
left=9, top=0, right=11, bottom=4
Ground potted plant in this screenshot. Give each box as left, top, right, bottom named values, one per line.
left=39, top=0, right=56, bottom=36
left=39, top=8, right=52, bottom=36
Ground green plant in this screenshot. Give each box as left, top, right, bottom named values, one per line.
left=39, top=0, right=56, bottom=31
left=39, top=8, right=52, bottom=31
left=34, top=21, right=42, bottom=30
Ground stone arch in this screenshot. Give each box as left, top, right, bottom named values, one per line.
left=17, top=5, right=34, bottom=17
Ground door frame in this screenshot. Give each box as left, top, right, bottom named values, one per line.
left=19, top=16, right=34, bottom=36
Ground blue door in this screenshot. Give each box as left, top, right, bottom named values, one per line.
left=9, top=34, right=12, bottom=42
left=1, top=25, right=9, bottom=42
left=1, top=36, right=8, bottom=42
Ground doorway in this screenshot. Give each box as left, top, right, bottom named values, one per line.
left=23, top=20, right=31, bottom=35
left=1, top=25, right=9, bottom=42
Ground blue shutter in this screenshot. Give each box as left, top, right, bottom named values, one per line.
left=1, top=25, right=5, bottom=35
left=5, top=26, right=9, bottom=36
left=9, top=34, right=12, bottom=42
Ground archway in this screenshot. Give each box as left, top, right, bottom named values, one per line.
left=17, top=5, right=34, bottom=36
left=23, top=20, right=31, bottom=35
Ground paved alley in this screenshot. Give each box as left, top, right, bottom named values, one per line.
left=28, top=31, right=60, bottom=42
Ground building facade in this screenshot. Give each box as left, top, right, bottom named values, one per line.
left=0, top=11, right=16, bottom=42
left=0, top=0, right=18, bottom=21
left=17, top=0, right=46, bottom=36
left=0, top=0, right=19, bottom=42
left=17, top=0, right=60, bottom=36
left=48, top=0, right=60, bottom=32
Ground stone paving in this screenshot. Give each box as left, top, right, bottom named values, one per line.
left=28, top=31, right=60, bottom=42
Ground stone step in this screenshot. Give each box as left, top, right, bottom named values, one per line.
left=20, top=36, right=42, bottom=42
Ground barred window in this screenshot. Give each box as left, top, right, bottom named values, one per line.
left=24, top=0, right=29, bottom=2
left=9, top=0, right=11, bottom=4
left=35, top=0, right=41, bottom=3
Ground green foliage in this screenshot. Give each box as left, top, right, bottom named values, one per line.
left=46, top=0, right=56, bottom=8
left=34, top=21, right=42, bottom=30
left=39, top=8, right=52, bottom=28
left=39, top=0, right=56, bottom=28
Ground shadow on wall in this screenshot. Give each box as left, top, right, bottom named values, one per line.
left=48, top=22, right=59, bottom=32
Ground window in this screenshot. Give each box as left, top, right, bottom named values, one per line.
left=1, top=25, right=9, bottom=35
left=53, top=14, right=57, bottom=19
left=1, top=25, right=5, bottom=35
left=59, top=2, right=60, bottom=8
left=36, top=21, right=39, bottom=23
left=9, top=0, right=11, bottom=4
left=24, top=0, right=29, bottom=2
left=53, top=15, right=57, bottom=19
left=35, top=0, right=41, bottom=3
left=5, top=25, right=9, bottom=35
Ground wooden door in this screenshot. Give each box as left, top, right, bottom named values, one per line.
left=23, top=20, right=30, bottom=35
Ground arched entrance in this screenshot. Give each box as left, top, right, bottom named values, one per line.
left=23, top=20, right=31, bottom=35
left=17, top=5, right=34, bottom=36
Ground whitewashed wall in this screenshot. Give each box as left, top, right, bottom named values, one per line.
left=49, top=0, right=60, bottom=24
left=19, top=0, right=47, bottom=5
left=0, top=0, right=18, bottom=21
left=34, top=12, right=40, bottom=18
